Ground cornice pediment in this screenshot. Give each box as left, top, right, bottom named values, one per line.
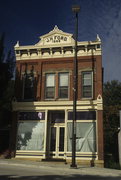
left=35, top=25, right=74, bottom=46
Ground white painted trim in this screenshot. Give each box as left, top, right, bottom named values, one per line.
left=12, top=99, right=103, bottom=111
left=14, top=27, right=101, bottom=61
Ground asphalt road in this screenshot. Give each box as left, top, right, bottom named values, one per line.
left=0, top=163, right=121, bottom=180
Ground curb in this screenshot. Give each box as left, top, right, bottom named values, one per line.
left=0, top=159, right=121, bottom=177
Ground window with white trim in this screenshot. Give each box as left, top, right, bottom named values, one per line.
left=59, top=72, right=69, bottom=98
left=17, top=122, right=45, bottom=151
left=67, top=110, right=96, bottom=152
left=67, top=122, right=96, bottom=152
left=82, top=71, right=93, bottom=98
left=45, top=73, right=55, bottom=99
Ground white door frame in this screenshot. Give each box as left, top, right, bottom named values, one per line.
left=49, top=124, right=65, bottom=158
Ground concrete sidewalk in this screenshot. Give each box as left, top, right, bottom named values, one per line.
left=0, top=158, right=121, bottom=177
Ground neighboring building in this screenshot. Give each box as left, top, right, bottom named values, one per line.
left=11, top=26, right=104, bottom=167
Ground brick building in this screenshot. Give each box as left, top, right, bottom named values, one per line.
left=12, top=26, right=104, bottom=167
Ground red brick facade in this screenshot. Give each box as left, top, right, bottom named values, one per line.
left=15, top=55, right=103, bottom=101
left=12, top=27, right=104, bottom=167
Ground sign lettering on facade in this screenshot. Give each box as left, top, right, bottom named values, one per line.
left=45, top=35, right=68, bottom=43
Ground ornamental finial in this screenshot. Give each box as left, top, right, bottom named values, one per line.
left=15, top=41, right=19, bottom=47
left=96, top=34, right=101, bottom=41
left=54, top=25, right=59, bottom=30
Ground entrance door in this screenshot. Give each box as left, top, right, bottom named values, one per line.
left=50, top=125, right=65, bottom=158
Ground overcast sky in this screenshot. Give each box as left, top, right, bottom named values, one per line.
left=0, top=0, right=121, bottom=82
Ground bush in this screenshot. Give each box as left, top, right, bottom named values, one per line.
left=105, top=154, right=121, bottom=169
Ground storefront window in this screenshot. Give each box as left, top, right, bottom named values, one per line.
left=67, top=122, right=96, bottom=152
left=17, top=122, right=45, bottom=151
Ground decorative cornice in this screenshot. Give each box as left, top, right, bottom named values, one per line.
left=14, top=26, right=101, bottom=61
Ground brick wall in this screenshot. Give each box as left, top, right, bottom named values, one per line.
left=15, top=55, right=102, bottom=101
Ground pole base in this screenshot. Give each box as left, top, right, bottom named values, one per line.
left=70, top=164, right=77, bottom=169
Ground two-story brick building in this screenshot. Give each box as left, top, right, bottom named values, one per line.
left=11, top=26, right=104, bottom=167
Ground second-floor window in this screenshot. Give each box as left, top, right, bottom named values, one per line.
left=45, top=72, right=69, bottom=100
left=45, top=73, right=55, bottom=99
left=23, top=73, right=34, bottom=100
left=82, top=71, right=93, bottom=98
left=59, top=72, right=69, bottom=98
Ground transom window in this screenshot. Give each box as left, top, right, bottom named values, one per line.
left=48, top=110, right=65, bottom=123
left=59, top=72, right=69, bottom=98
left=45, top=73, right=55, bottom=99
left=82, top=71, right=93, bottom=98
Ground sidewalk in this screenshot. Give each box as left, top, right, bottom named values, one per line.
left=0, top=158, right=121, bottom=177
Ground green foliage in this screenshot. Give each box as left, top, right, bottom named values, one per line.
left=0, top=34, right=15, bottom=103
left=0, top=33, right=5, bottom=63
left=105, top=156, right=121, bottom=170
left=103, top=80, right=121, bottom=168
left=103, top=80, right=121, bottom=106
left=0, top=33, right=15, bottom=126
left=0, top=33, right=15, bottom=153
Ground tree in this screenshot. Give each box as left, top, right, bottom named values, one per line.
left=0, top=33, right=15, bottom=155
left=103, top=80, right=121, bottom=168
left=103, top=80, right=121, bottom=106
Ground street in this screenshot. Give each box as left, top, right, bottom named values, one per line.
left=0, top=162, right=121, bottom=180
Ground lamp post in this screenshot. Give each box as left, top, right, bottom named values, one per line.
left=118, top=110, right=121, bottom=166
left=70, top=5, right=80, bottom=168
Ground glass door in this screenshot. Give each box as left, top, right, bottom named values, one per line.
left=50, top=125, right=65, bottom=158
left=50, top=127, right=56, bottom=152
left=59, top=127, right=64, bottom=152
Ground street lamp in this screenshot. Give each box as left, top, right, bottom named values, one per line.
left=70, top=5, right=80, bottom=168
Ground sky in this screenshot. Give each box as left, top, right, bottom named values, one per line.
left=0, top=0, right=121, bottom=82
